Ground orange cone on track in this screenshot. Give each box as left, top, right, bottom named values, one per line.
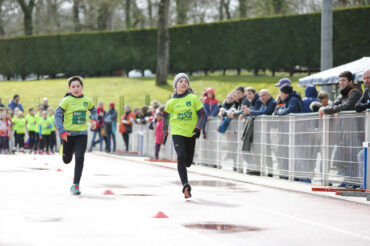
left=153, top=211, right=168, bottom=218
left=44, top=163, right=48, bottom=166
left=103, top=189, right=114, bottom=195
left=56, top=168, right=62, bottom=172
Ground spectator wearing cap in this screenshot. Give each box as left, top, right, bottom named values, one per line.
left=275, top=84, right=303, bottom=115
left=243, top=89, right=277, bottom=116
left=275, top=78, right=291, bottom=87
left=302, top=86, right=319, bottom=112
left=105, top=102, right=118, bottom=153
left=319, top=71, right=362, bottom=118
left=227, top=86, right=250, bottom=119
left=8, top=94, right=24, bottom=112
left=355, top=69, right=370, bottom=113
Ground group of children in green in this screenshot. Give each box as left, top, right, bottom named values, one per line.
left=5, top=106, right=56, bottom=154
left=1, top=73, right=204, bottom=198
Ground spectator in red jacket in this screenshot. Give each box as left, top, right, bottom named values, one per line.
left=203, top=88, right=219, bottom=120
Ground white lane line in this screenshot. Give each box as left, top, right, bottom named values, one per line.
left=245, top=203, right=370, bottom=241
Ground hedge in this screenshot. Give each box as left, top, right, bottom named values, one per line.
left=0, top=6, right=369, bottom=79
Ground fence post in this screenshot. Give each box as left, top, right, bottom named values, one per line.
left=288, top=114, right=295, bottom=181
left=321, top=115, right=330, bottom=186
left=216, top=118, right=221, bottom=169
left=236, top=120, right=242, bottom=173
left=119, top=96, right=125, bottom=117
left=364, top=110, right=370, bottom=190
left=145, top=95, right=150, bottom=106
left=260, top=116, right=267, bottom=176
left=199, top=128, right=203, bottom=165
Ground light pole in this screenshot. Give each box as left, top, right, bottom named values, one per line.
left=321, top=0, right=334, bottom=99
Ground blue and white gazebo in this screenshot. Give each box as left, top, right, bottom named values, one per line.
left=298, top=57, right=370, bottom=87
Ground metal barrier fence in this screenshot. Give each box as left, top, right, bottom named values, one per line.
left=89, top=110, right=367, bottom=187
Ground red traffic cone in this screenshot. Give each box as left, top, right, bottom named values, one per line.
left=56, top=168, right=62, bottom=172
left=103, top=189, right=114, bottom=195
left=44, top=163, right=48, bottom=166
left=153, top=211, right=168, bottom=218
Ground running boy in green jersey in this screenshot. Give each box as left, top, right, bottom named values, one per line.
left=163, top=73, right=207, bottom=198
left=55, top=76, right=98, bottom=195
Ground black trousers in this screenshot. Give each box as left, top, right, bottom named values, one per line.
left=122, top=133, right=129, bottom=151
left=15, top=133, right=24, bottom=148
left=34, top=134, right=40, bottom=151
left=28, top=131, right=36, bottom=150
left=40, top=135, right=50, bottom=151
left=49, top=131, right=57, bottom=152
left=62, top=135, right=87, bottom=184
left=172, top=135, right=196, bottom=185
left=0, top=136, right=8, bottom=151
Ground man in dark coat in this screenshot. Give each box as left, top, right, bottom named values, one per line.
left=355, top=69, right=370, bottom=113
left=319, top=71, right=362, bottom=118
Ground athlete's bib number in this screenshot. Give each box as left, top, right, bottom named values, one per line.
left=72, top=111, right=86, bottom=124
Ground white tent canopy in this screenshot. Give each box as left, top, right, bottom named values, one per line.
left=298, top=57, right=370, bottom=86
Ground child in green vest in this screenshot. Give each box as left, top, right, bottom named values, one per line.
left=13, top=110, right=26, bottom=153
left=34, top=104, right=43, bottom=154
left=54, top=76, right=98, bottom=195
left=47, top=107, right=57, bottom=154
left=163, top=73, right=207, bottom=199
left=25, top=108, right=37, bottom=154
left=39, top=111, right=52, bottom=155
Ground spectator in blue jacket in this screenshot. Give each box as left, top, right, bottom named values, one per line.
left=240, top=87, right=262, bottom=119
left=228, top=86, right=250, bottom=119
left=302, top=85, right=319, bottom=112
left=8, top=95, right=24, bottom=112
left=203, top=88, right=219, bottom=119
left=275, top=84, right=303, bottom=115
left=242, top=89, right=277, bottom=116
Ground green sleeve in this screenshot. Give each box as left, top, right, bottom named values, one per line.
left=194, top=96, right=203, bottom=111
left=59, top=97, right=68, bottom=110
left=88, top=97, right=94, bottom=110
left=164, top=99, right=173, bottom=113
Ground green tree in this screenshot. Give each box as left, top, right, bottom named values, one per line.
left=17, top=0, right=36, bottom=36
left=176, top=0, right=190, bottom=24
left=73, top=0, right=81, bottom=32
left=156, top=0, right=169, bottom=86
left=239, top=0, right=247, bottom=18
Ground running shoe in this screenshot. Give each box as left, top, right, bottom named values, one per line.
left=71, top=184, right=81, bottom=195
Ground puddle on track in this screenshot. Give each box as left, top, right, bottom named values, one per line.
left=171, top=180, right=237, bottom=187
left=25, top=217, right=62, bottom=223
left=184, top=223, right=262, bottom=233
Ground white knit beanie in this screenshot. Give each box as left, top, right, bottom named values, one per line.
left=173, top=73, right=190, bottom=88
